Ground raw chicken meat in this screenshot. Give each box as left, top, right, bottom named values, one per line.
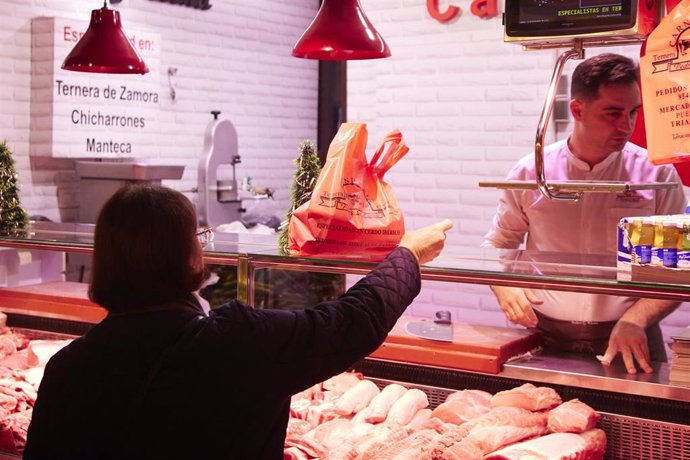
left=1, top=332, right=28, bottom=352
left=431, top=393, right=491, bottom=425
left=424, top=423, right=469, bottom=459
left=283, top=446, right=309, bottom=460
left=425, top=407, right=543, bottom=458
left=0, top=338, right=16, bottom=361
left=333, top=379, right=380, bottom=416
left=463, top=406, right=547, bottom=432
left=285, top=418, right=312, bottom=444
left=0, top=409, right=31, bottom=452
left=434, top=405, right=549, bottom=459
left=290, top=398, right=312, bottom=421
left=26, top=339, right=72, bottom=367
left=0, top=380, right=36, bottom=404
left=283, top=372, right=607, bottom=460
left=491, top=383, right=562, bottom=411
left=0, top=351, right=30, bottom=371
left=302, top=418, right=354, bottom=454
left=0, top=338, right=69, bottom=372
left=446, top=389, right=492, bottom=406
left=16, top=367, right=43, bottom=391
left=465, top=423, right=549, bottom=454
left=322, top=372, right=363, bottom=394
left=0, top=392, right=17, bottom=413
left=307, top=401, right=339, bottom=427
left=354, top=383, right=407, bottom=423
left=547, top=399, right=599, bottom=434
left=386, top=388, right=429, bottom=425
left=435, top=438, right=483, bottom=460
left=0, top=380, right=36, bottom=414
left=0, top=332, right=75, bottom=455
left=406, top=408, right=433, bottom=430
left=484, top=428, right=606, bottom=460
left=326, top=423, right=410, bottom=460
left=368, top=428, right=439, bottom=460
left=293, top=382, right=324, bottom=402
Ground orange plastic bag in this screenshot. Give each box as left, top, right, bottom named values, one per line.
left=641, top=0, right=690, bottom=165
left=288, top=123, right=409, bottom=260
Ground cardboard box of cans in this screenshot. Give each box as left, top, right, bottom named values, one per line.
left=617, top=214, right=690, bottom=281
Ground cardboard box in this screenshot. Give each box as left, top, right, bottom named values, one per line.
left=617, top=214, right=690, bottom=282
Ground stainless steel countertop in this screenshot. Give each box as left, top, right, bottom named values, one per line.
left=503, top=350, right=690, bottom=403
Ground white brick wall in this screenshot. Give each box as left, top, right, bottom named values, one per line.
left=348, top=1, right=690, bottom=343
left=0, top=0, right=318, bottom=221
left=0, top=1, right=687, bottom=345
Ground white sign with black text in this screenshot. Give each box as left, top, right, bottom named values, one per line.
left=30, top=16, right=161, bottom=159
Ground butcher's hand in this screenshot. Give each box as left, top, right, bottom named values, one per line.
left=598, top=320, right=652, bottom=374
left=399, top=219, right=453, bottom=265
left=490, top=286, right=541, bottom=328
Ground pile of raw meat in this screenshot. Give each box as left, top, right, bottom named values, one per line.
left=285, top=372, right=606, bottom=460
left=0, top=314, right=72, bottom=454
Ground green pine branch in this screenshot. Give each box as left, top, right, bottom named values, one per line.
left=0, top=141, right=28, bottom=234
left=278, top=140, right=321, bottom=255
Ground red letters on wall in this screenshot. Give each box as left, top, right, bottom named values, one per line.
left=62, top=26, right=85, bottom=43
left=426, top=0, right=498, bottom=23
left=426, top=0, right=461, bottom=22
left=470, top=0, right=498, bottom=17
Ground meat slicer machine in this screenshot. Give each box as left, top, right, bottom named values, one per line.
left=197, top=111, right=244, bottom=228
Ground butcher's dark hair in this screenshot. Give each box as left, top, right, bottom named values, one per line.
left=571, top=53, right=639, bottom=102
left=89, top=184, right=205, bottom=313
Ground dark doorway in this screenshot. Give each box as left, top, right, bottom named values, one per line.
left=317, top=61, right=346, bottom=164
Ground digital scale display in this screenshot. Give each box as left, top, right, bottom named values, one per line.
left=505, top=0, right=638, bottom=39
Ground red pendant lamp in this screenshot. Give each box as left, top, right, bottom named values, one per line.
left=292, top=0, right=391, bottom=60
left=62, top=2, right=149, bottom=74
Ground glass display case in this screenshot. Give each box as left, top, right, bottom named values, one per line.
left=0, top=222, right=687, bottom=459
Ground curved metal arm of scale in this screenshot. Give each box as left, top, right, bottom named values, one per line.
left=535, top=42, right=585, bottom=202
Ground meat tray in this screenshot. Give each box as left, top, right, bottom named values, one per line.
left=364, top=376, right=689, bottom=460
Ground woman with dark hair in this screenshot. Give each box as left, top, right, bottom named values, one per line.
left=89, top=183, right=207, bottom=312
left=24, top=184, right=452, bottom=459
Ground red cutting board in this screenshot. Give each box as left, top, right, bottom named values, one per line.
left=0, top=281, right=106, bottom=324
left=369, top=317, right=543, bottom=374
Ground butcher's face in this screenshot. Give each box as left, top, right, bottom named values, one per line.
left=571, top=82, right=640, bottom=158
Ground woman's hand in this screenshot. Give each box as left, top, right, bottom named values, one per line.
left=399, top=219, right=453, bottom=265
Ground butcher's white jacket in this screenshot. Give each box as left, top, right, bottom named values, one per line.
left=483, top=139, right=687, bottom=322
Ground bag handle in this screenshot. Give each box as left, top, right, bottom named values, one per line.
left=368, top=129, right=409, bottom=177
